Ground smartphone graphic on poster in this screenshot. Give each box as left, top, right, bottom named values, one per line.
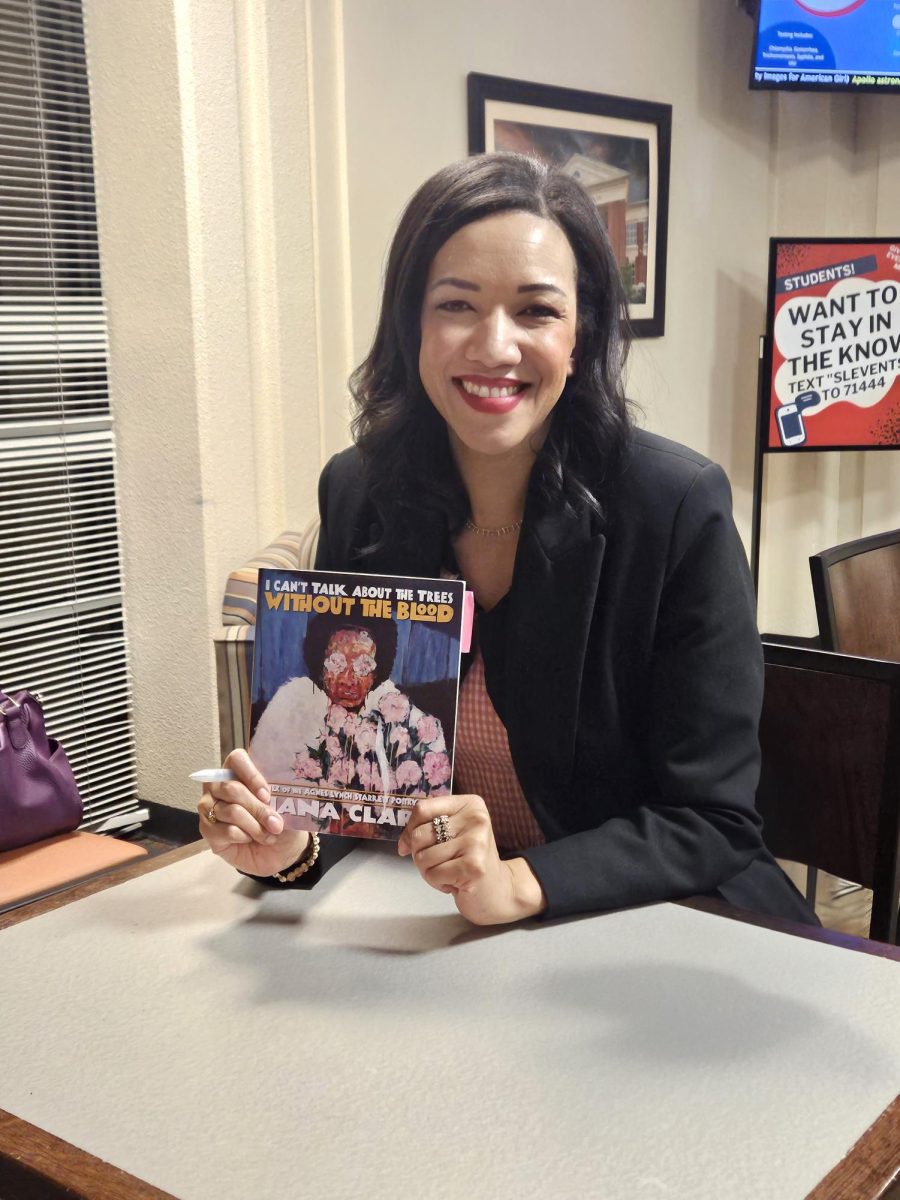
left=794, top=390, right=821, bottom=412
left=776, top=402, right=806, bottom=447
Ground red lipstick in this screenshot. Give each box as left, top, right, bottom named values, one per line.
left=454, top=376, right=526, bottom=415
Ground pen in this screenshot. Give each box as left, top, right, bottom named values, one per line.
left=189, top=768, right=237, bottom=783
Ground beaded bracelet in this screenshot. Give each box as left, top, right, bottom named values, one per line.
left=272, top=833, right=320, bottom=883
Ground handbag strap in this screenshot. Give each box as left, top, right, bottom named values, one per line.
left=0, top=690, right=30, bottom=748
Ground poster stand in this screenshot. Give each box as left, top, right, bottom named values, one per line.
left=750, top=237, right=900, bottom=596
left=750, top=338, right=766, bottom=594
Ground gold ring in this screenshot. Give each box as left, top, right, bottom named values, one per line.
left=432, top=814, right=451, bottom=844
left=206, top=801, right=219, bottom=824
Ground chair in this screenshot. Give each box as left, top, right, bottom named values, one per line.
left=213, top=521, right=320, bottom=760
left=758, top=642, right=900, bottom=943
left=810, top=528, right=900, bottom=660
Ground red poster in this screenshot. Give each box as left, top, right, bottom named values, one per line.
left=766, top=239, right=900, bottom=449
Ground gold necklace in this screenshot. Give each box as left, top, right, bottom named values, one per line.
left=464, top=518, right=523, bottom=537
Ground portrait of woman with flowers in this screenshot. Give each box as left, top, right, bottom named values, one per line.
left=249, top=608, right=452, bottom=803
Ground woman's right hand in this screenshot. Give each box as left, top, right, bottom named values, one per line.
left=197, top=748, right=309, bottom=877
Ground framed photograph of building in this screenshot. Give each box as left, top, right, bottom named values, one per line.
left=468, top=73, right=671, bottom=338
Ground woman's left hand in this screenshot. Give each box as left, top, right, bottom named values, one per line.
left=397, top=794, right=546, bottom=925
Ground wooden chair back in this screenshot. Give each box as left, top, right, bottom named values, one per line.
left=758, top=643, right=900, bottom=943
left=810, top=529, right=900, bottom=660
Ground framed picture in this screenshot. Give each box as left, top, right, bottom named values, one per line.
left=468, top=73, right=671, bottom=338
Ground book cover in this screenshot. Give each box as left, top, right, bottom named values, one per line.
left=249, top=568, right=466, bottom=840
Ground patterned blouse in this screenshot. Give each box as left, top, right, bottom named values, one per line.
left=453, top=644, right=545, bottom=853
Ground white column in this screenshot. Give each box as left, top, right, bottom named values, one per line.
left=83, top=0, right=326, bottom=807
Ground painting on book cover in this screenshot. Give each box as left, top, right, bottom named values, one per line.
left=249, top=568, right=466, bottom=841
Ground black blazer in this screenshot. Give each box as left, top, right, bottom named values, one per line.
left=314, top=430, right=815, bottom=926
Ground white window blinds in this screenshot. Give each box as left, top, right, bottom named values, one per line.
left=0, top=0, right=140, bottom=829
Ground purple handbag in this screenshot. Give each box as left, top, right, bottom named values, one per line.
left=0, top=688, right=83, bottom=853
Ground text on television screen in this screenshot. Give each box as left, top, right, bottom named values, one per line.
left=751, top=0, right=900, bottom=93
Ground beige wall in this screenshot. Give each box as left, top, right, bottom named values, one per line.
left=83, top=0, right=899, bottom=809
left=340, top=0, right=775, bottom=502
left=336, top=0, right=900, bottom=635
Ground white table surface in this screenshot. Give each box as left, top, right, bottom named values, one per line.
left=1, top=843, right=898, bottom=1200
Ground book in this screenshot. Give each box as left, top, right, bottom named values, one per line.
left=249, top=567, right=467, bottom=841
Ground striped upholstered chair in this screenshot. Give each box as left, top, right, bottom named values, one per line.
left=213, top=521, right=320, bottom=759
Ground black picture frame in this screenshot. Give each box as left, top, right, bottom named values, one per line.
left=467, top=72, right=671, bottom=339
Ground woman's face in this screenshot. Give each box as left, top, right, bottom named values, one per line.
left=419, top=210, right=578, bottom=465
left=321, top=629, right=377, bottom=710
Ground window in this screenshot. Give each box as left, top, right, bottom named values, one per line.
left=0, top=0, right=139, bottom=830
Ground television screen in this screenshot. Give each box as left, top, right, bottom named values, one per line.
left=762, top=238, right=900, bottom=451
left=750, top=0, right=900, bottom=93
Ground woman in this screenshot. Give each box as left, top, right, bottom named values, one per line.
left=199, top=153, right=814, bottom=928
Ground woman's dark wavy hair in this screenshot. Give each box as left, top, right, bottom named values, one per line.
left=350, top=152, right=634, bottom=551
left=304, top=612, right=397, bottom=690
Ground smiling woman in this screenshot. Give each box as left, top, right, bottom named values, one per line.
left=198, top=153, right=818, bottom=933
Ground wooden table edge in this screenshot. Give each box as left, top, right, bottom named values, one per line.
left=0, top=847, right=897, bottom=1200
left=678, top=895, right=900, bottom=962
left=681, top=898, right=900, bottom=1199
left=0, top=841, right=206, bottom=932
left=804, top=1095, right=900, bottom=1200
left=0, top=1108, right=176, bottom=1200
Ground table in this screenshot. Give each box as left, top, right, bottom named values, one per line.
left=1, top=842, right=898, bottom=1200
